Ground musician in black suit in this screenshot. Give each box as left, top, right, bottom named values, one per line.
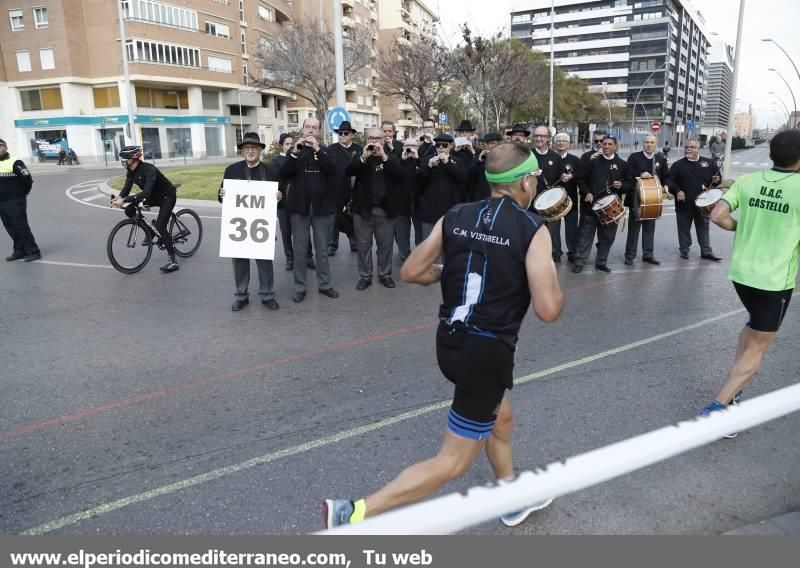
left=624, top=134, right=669, bottom=265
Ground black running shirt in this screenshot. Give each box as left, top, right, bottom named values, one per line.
left=439, top=196, right=544, bottom=344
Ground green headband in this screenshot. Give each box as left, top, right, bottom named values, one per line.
left=484, top=152, right=539, bottom=184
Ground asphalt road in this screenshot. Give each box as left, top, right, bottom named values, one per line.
left=1, top=146, right=797, bottom=535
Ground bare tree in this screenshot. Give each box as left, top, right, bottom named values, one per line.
left=494, top=41, right=549, bottom=126
left=252, top=18, right=373, bottom=128
left=375, top=35, right=455, bottom=123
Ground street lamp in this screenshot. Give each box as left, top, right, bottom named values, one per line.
left=771, top=103, right=789, bottom=124
left=770, top=91, right=792, bottom=121
left=768, top=68, right=797, bottom=125
left=762, top=39, right=800, bottom=85
left=600, top=82, right=613, bottom=129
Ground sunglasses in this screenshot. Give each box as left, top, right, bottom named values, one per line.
left=436, top=142, right=450, bottom=148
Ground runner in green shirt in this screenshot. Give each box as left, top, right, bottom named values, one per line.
left=699, top=130, right=800, bottom=437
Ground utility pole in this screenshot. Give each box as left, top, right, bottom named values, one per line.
left=723, top=0, right=746, bottom=180
left=548, top=0, right=555, bottom=129
left=117, top=1, right=137, bottom=144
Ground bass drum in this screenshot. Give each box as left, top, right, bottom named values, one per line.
left=533, top=187, right=572, bottom=221
left=637, top=176, right=663, bottom=220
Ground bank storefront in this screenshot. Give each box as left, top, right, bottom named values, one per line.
left=13, top=114, right=231, bottom=165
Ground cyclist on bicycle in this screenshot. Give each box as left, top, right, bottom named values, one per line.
left=112, top=145, right=179, bottom=273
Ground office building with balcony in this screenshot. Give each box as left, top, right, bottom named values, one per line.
left=285, top=0, right=381, bottom=134
left=0, top=0, right=294, bottom=164
left=511, top=0, right=710, bottom=140
left=377, top=0, right=438, bottom=136
left=701, top=38, right=734, bottom=138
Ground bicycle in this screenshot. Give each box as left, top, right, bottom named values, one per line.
left=106, top=195, right=203, bottom=274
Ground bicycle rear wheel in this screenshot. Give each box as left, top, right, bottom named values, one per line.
left=107, top=219, right=153, bottom=274
left=169, top=208, right=203, bottom=258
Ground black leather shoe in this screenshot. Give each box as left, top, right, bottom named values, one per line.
left=350, top=245, right=358, bottom=252
left=231, top=298, right=249, bottom=311
left=624, top=258, right=634, bottom=265
left=328, top=248, right=337, bottom=257
left=572, top=264, right=583, bottom=273
left=680, top=252, right=689, bottom=259
left=5, top=252, right=24, bottom=261
left=552, top=255, right=562, bottom=264
left=567, top=254, right=576, bottom=264
left=595, top=264, right=611, bottom=273
left=262, top=299, right=280, bottom=310
left=379, top=276, right=396, bottom=288
left=643, top=257, right=661, bottom=265
left=285, top=260, right=294, bottom=271
left=319, top=288, right=339, bottom=299
left=307, top=258, right=316, bottom=270
left=356, top=278, right=372, bottom=291
left=23, top=252, right=42, bottom=262
left=292, top=291, right=306, bottom=303
left=701, top=254, right=722, bottom=262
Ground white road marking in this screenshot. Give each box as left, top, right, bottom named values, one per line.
left=83, top=193, right=108, bottom=202
left=745, top=162, right=755, bottom=166
left=71, top=187, right=99, bottom=195
left=30, top=260, right=113, bottom=269
left=20, top=306, right=749, bottom=535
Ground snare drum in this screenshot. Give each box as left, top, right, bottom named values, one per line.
left=533, top=187, right=573, bottom=221
left=695, top=188, right=724, bottom=217
left=636, top=176, right=663, bottom=220
left=592, top=194, right=625, bottom=225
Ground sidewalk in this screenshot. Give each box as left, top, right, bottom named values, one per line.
left=96, top=179, right=220, bottom=210
left=27, top=155, right=235, bottom=174
left=724, top=511, right=800, bottom=535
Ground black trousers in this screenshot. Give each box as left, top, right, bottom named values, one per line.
left=675, top=204, right=713, bottom=256
left=547, top=206, right=579, bottom=258
left=0, top=198, right=40, bottom=256
left=625, top=219, right=656, bottom=260
left=575, top=205, right=617, bottom=266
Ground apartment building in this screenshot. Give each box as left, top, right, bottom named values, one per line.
left=285, top=0, right=382, bottom=134
left=511, top=0, right=710, bottom=138
left=734, top=109, right=753, bottom=139
left=377, top=0, right=438, bottom=137
left=701, top=38, right=734, bottom=138
left=0, top=0, right=294, bottom=164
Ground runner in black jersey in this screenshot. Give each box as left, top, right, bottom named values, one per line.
left=324, top=143, right=565, bottom=530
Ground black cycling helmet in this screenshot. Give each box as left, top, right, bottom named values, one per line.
left=119, top=145, right=143, bottom=161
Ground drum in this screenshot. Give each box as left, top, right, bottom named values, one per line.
left=533, top=187, right=572, bottom=221
left=695, top=188, right=724, bottom=217
left=592, top=194, right=625, bottom=225
left=636, top=176, right=663, bottom=220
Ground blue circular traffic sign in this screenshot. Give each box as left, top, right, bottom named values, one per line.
left=327, top=107, right=351, bottom=132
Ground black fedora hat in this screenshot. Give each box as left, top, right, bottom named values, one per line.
left=510, top=124, right=531, bottom=136
left=334, top=120, right=356, bottom=134
left=456, top=120, right=476, bottom=132
left=237, top=132, right=266, bottom=149
left=433, top=133, right=454, bottom=143
left=482, top=132, right=502, bottom=143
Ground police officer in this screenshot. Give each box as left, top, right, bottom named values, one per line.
left=0, top=138, right=40, bottom=262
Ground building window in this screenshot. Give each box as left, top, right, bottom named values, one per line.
left=20, top=87, right=63, bottom=111
left=207, top=55, right=232, bottom=73
left=259, top=36, right=272, bottom=51
left=242, top=63, right=248, bottom=85
left=126, top=39, right=200, bottom=68
left=261, top=94, right=269, bottom=108
left=39, top=48, right=54, bottom=70
left=16, top=51, right=31, bottom=72
left=33, top=6, right=47, bottom=28
left=274, top=98, right=282, bottom=118
left=205, top=21, right=230, bottom=38
left=258, top=5, right=273, bottom=21
left=287, top=110, right=298, bottom=127
left=239, top=0, right=244, bottom=21
left=93, top=86, right=121, bottom=108
left=511, top=14, right=531, bottom=24
left=9, top=9, right=24, bottom=30
left=135, top=86, right=188, bottom=109
left=121, top=0, right=198, bottom=30
left=241, top=32, right=247, bottom=55
left=202, top=90, right=220, bottom=110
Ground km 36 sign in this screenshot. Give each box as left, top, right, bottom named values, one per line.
left=219, top=179, right=279, bottom=260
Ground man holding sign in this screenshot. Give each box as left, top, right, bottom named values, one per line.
left=218, top=132, right=282, bottom=312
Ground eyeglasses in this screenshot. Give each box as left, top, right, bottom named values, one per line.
left=339, top=131, right=353, bottom=136
left=367, top=136, right=383, bottom=141
left=533, top=134, right=549, bottom=138
left=435, top=142, right=450, bottom=148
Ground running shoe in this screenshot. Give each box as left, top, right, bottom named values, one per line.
left=699, top=400, right=737, bottom=439
left=500, top=498, right=553, bottom=527
left=323, top=499, right=354, bottom=529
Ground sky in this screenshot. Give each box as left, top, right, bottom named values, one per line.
left=434, top=0, right=799, bottom=130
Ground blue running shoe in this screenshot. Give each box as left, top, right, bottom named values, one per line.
left=323, top=499, right=354, bottom=529
left=500, top=498, right=553, bottom=527
left=699, top=400, right=737, bottom=439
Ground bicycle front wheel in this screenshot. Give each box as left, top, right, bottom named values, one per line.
left=107, top=219, right=153, bottom=274
left=169, top=208, right=203, bottom=258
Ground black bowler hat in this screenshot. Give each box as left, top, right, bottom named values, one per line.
left=510, top=124, right=531, bottom=136
left=237, top=132, right=266, bottom=149
left=334, top=120, right=356, bottom=134
left=482, top=132, right=502, bottom=143
left=433, top=133, right=454, bottom=143
left=456, top=120, right=476, bottom=132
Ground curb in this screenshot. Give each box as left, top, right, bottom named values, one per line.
left=98, top=179, right=221, bottom=210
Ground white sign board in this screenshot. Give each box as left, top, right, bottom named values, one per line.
left=219, top=179, right=278, bottom=260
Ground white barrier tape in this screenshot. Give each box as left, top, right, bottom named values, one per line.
left=323, top=382, right=800, bottom=534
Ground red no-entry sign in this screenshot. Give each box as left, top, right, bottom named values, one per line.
left=651, top=121, right=662, bottom=132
